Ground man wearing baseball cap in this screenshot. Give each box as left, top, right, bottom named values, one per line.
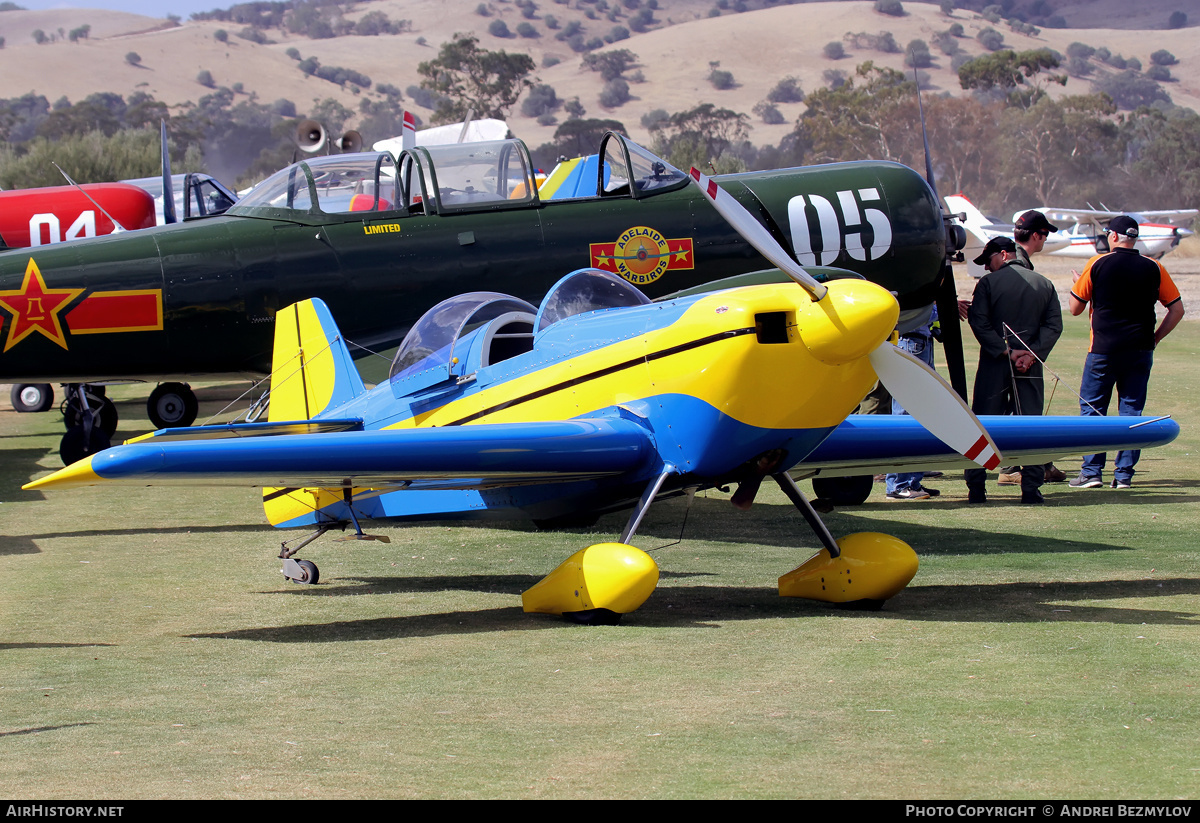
left=1013, top=210, right=1059, bottom=267
left=1068, top=215, right=1185, bottom=489
left=1011, top=210, right=1068, bottom=484
left=965, top=235, right=1063, bottom=504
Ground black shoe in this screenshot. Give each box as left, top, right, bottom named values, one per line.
left=1021, top=491, right=1045, bottom=504
left=968, top=489, right=987, bottom=503
left=916, top=485, right=940, bottom=497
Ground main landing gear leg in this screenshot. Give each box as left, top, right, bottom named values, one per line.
left=771, top=473, right=919, bottom=609
left=522, top=467, right=673, bottom=625
left=59, top=383, right=113, bottom=465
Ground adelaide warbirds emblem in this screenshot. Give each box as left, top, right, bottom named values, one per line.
left=590, top=226, right=694, bottom=284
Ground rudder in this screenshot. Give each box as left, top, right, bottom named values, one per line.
left=269, top=298, right=365, bottom=421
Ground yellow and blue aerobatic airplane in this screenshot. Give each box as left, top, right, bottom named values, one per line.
left=26, top=169, right=1180, bottom=624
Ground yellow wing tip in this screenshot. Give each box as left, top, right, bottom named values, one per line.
left=23, top=455, right=102, bottom=491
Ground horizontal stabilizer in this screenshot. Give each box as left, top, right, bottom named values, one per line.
left=25, top=418, right=655, bottom=491
left=801, top=414, right=1179, bottom=478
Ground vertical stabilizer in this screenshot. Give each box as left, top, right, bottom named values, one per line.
left=269, top=298, right=365, bottom=422
left=264, top=299, right=367, bottom=528
left=401, top=110, right=416, bottom=152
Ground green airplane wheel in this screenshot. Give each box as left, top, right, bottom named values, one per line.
left=148, top=383, right=199, bottom=429
left=11, top=384, right=53, bottom=413
left=62, top=394, right=119, bottom=438
left=59, top=425, right=111, bottom=466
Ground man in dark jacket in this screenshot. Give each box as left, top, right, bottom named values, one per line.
left=965, top=236, right=1063, bottom=504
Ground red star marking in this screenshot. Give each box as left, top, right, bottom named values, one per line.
left=0, top=259, right=83, bottom=352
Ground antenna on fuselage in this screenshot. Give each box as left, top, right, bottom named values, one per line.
left=456, top=108, right=475, bottom=144
left=913, top=62, right=969, bottom=401
left=52, top=163, right=129, bottom=233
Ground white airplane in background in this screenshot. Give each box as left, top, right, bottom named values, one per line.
left=945, top=194, right=1070, bottom=278
left=1022, top=206, right=1196, bottom=260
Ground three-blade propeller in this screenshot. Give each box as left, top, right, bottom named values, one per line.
left=688, top=166, right=1001, bottom=474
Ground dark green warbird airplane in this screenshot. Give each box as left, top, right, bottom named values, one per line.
left=0, top=132, right=964, bottom=463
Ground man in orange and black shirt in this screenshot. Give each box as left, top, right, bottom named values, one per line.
left=1067, top=215, right=1185, bottom=489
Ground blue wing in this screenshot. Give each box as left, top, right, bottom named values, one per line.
left=25, top=418, right=656, bottom=491
left=799, top=414, right=1179, bottom=478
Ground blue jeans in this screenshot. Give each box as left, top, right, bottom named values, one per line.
left=1078, top=350, right=1153, bottom=482
left=886, top=335, right=933, bottom=494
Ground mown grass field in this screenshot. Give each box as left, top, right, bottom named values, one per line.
left=1, top=313, right=1198, bottom=799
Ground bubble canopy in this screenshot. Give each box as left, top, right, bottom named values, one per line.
left=389, top=269, right=651, bottom=384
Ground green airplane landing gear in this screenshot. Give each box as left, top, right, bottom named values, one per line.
left=59, top=424, right=111, bottom=466
left=10, top=383, right=53, bottom=413
left=58, top=384, right=117, bottom=465
left=61, top=385, right=118, bottom=437
left=147, top=382, right=198, bottom=429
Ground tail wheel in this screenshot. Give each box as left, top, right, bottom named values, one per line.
left=286, top=559, right=320, bottom=585
left=148, top=383, right=199, bottom=429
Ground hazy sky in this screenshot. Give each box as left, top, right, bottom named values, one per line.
left=12, top=1, right=224, bottom=18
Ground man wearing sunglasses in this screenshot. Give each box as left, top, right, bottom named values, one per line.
left=1010, top=210, right=1069, bottom=484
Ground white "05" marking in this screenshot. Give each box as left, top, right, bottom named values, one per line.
left=788, top=188, right=892, bottom=266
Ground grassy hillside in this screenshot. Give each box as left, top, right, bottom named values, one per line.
left=0, top=0, right=1197, bottom=156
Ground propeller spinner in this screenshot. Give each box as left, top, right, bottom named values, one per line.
left=687, top=165, right=1001, bottom=482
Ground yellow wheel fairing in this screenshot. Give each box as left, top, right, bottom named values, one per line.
left=522, top=543, right=659, bottom=615
left=778, top=532, right=919, bottom=603
left=388, top=280, right=897, bottom=434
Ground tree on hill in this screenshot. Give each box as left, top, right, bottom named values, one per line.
left=531, top=117, right=626, bottom=169
left=796, top=62, right=914, bottom=164
left=647, top=103, right=749, bottom=171
left=417, top=34, right=536, bottom=124
left=1091, top=70, right=1172, bottom=110
left=582, top=49, right=638, bottom=82
left=957, top=48, right=1065, bottom=107
left=999, top=94, right=1120, bottom=207
left=0, top=129, right=163, bottom=189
